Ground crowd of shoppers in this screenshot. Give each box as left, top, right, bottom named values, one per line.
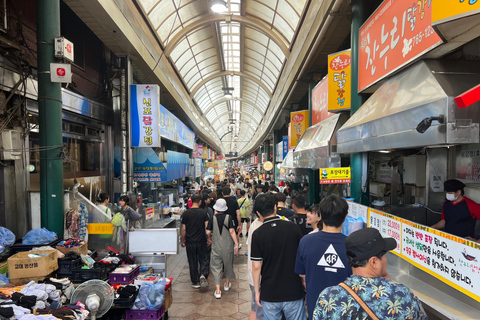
left=180, top=170, right=427, bottom=320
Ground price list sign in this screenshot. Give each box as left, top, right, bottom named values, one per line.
left=369, top=209, right=401, bottom=254
left=368, top=208, right=480, bottom=301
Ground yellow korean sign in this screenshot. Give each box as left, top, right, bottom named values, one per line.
left=290, top=110, right=309, bottom=147
left=206, top=162, right=220, bottom=168
left=203, top=147, right=208, bottom=159
left=87, top=223, right=114, bottom=235
left=432, top=0, right=480, bottom=25
left=319, top=167, right=351, bottom=184
left=328, top=49, right=351, bottom=112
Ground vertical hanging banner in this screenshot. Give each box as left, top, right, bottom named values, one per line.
left=282, top=136, right=288, bottom=159
left=289, top=111, right=309, bottom=148
left=358, top=0, right=442, bottom=92
left=130, top=85, right=160, bottom=147
left=195, top=144, right=204, bottom=158
left=328, top=49, right=351, bottom=112
left=312, top=76, right=333, bottom=125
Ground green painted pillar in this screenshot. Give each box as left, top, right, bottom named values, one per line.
left=308, top=82, right=319, bottom=204
left=37, top=0, right=64, bottom=236
left=351, top=0, right=368, bottom=205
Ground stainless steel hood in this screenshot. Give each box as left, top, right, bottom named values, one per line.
left=293, top=113, right=348, bottom=168
left=337, top=60, right=480, bottom=154
left=280, top=150, right=308, bottom=183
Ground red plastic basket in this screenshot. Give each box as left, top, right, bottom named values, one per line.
left=109, top=265, right=140, bottom=284
left=125, top=305, right=164, bottom=320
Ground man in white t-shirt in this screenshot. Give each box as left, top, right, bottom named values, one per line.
left=247, top=214, right=264, bottom=319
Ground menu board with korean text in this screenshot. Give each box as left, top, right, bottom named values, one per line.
left=368, top=208, right=480, bottom=301
left=359, top=0, right=442, bottom=92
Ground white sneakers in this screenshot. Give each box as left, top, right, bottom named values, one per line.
left=224, top=282, right=232, bottom=291
left=214, top=291, right=221, bottom=299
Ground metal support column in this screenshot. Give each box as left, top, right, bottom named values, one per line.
left=350, top=0, right=368, bottom=205
left=308, top=82, right=319, bottom=204
left=37, top=0, right=64, bottom=236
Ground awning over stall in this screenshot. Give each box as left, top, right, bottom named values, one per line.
left=279, top=150, right=308, bottom=183
left=337, top=60, right=480, bottom=154
left=293, top=113, right=347, bottom=169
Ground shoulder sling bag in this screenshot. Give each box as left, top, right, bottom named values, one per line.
left=338, top=282, right=380, bottom=320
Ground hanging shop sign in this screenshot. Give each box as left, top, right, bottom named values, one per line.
left=207, top=167, right=215, bottom=175
left=176, top=117, right=195, bottom=149
left=263, top=161, right=274, bottom=172
left=282, top=136, right=289, bottom=159
left=167, top=150, right=190, bottom=181
left=328, top=50, right=351, bottom=112
left=131, top=85, right=160, bottom=147
left=312, top=76, right=333, bottom=125
left=290, top=110, right=309, bottom=148
left=261, top=153, right=266, bottom=164
left=368, top=208, right=480, bottom=301
left=203, top=147, right=208, bottom=159
left=319, top=167, right=351, bottom=184
left=276, top=141, right=283, bottom=161
left=159, top=105, right=195, bottom=149
left=194, top=158, right=202, bottom=178
left=145, top=207, right=155, bottom=220
left=206, top=162, right=220, bottom=168
left=133, top=148, right=167, bottom=182
left=432, top=0, right=480, bottom=25
left=358, top=0, right=442, bottom=92
left=196, top=144, right=204, bottom=158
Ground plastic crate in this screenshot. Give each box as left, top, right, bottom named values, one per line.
left=113, top=289, right=139, bottom=309
left=57, top=257, right=83, bottom=274
left=125, top=305, right=164, bottom=320
left=109, top=265, right=140, bottom=285
left=70, top=268, right=108, bottom=283
left=11, top=238, right=62, bottom=253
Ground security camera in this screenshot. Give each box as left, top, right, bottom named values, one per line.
left=416, top=115, right=445, bottom=134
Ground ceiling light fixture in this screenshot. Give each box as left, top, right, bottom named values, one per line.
left=222, top=86, right=234, bottom=98
left=211, top=0, right=227, bottom=13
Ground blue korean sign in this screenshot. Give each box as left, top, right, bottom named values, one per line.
left=167, top=150, right=190, bottom=181
left=282, top=136, right=288, bottom=159
left=159, top=105, right=195, bottom=149
left=131, top=85, right=160, bottom=147
left=133, top=148, right=167, bottom=182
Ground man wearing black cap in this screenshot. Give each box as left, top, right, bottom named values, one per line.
left=312, top=228, right=427, bottom=320
left=431, top=179, right=480, bottom=239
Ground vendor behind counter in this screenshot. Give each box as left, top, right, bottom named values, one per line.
left=431, top=179, right=480, bottom=241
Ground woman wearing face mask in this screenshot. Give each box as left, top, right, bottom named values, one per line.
left=431, top=179, right=480, bottom=240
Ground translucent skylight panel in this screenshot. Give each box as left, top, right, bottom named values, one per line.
left=288, top=0, right=308, bottom=16
left=268, top=40, right=286, bottom=62
left=246, top=1, right=275, bottom=24
left=277, top=0, right=299, bottom=29
left=273, top=15, right=294, bottom=44
left=138, top=0, right=158, bottom=13
left=206, top=108, right=218, bottom=120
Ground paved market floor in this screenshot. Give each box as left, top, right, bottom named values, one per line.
left=166, top=235, right=250, bottom=320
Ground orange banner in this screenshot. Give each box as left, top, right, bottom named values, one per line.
left=359, top=0, right=442, bottom=92
left=311, top=76, right=333, bottom=125
left=290, top=111, right=309, bottom=147
left=328, top=49, right=351, bottom=112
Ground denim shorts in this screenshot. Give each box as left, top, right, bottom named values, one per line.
left=250, top=285, right=264, bottom=319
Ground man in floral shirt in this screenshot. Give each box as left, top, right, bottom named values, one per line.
left=313, top=228, right=427, bottom=320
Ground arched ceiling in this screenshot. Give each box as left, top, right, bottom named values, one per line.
left=136, top=0, right=309, bottom=154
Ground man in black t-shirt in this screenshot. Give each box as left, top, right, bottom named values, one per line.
left=290, top=194, right=312, bottom=236
left=222, top=187, right=242, bottom=234
left=251, top=193, right=306, bottom=320
left=275, top=192, right=295, bottom=218
left=181, top=193, right=209, bottom=288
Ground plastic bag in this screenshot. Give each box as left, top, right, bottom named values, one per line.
left=0, top=226, right=15, bottom=253
left=132, top=278, right=165, bottom=310
left=22, top=228, right=58, bottom=245
left=342, top=216, right=365, bottom=236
